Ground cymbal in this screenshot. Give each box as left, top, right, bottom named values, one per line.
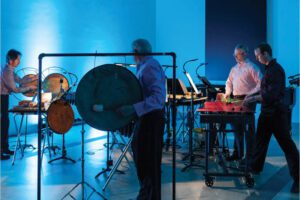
left=75, top=64, right=142, bottom=131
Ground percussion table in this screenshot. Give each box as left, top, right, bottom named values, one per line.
left=9, top=107, right=46, bottom=165
left=198, top=101, right=255, bottom=187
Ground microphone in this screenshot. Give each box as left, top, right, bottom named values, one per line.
left=197, top=62, right=208, bottom=67
left=59, top=78, right=64, bottom=93
left=183, top=58, right=199, bottom=73
left=196, top=62, right=208, bottom=77
left=161, top=65, right=178, bottom=68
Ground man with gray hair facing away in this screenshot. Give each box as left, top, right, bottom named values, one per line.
left=224, top=44, right=262, bottom=162
left=117, top=39, right=166, bottom=200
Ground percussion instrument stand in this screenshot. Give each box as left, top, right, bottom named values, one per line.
left=48, top=133, right=76, bottom=164
left=95, top=131, right=124, bottom=178
left=21, top=115, right=36, bottom=151
left=12, top=113, right=25, bottom=165
left=41, top=119, right=56, bottom=159
left=181, top=88, right=204, bottom=172
left=102, top=133, right=134, bottom=191
left=61, top=121, right=107, bottom=200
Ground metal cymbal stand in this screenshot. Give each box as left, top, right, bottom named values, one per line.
left=61, top=121, right=107, bottom=200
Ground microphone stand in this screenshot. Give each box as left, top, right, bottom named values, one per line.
left=181, top=70, right=204, bottom=172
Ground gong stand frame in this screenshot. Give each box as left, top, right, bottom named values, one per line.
left=61, top=121, right=107, bottom=200
left=38, top=52, right=177, bottom=200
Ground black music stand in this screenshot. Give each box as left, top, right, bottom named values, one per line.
left=61, top=121, right=107, bottom=200
left=181, top=72, right=204, bottom=172
left=165, top=78, right=185, bottom=151
left=197, top=76, right=218, bottom=100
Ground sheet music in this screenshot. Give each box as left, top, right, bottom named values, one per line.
left=185, top=72, right=200, bottom=95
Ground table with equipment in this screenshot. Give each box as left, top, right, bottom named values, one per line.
left=198, top=101, right=255, bottom=188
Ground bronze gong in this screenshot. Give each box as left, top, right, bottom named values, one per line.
left=42, top=73, right=69, bottom=97
left=20, top=74, right=38, bottom=97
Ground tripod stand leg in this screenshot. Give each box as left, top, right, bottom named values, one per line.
left=61, top=121, right=107, bottom=200
left=102, top=135, right=133, bottom=191
left=95, top=131, right=112, bottom=178
left=48, top=134, right=76, bottom=164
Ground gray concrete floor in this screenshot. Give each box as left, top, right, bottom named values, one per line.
left=1, top=122, right=299, bottom=200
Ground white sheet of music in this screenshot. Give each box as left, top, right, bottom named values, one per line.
left=185, top=72, right=200, bottom=95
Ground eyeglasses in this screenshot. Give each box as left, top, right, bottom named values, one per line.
left=233, top=53, right=243, bottom=58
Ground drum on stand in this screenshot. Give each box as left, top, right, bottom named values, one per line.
left=75, top=64, right=143, bottom=131
left=47, top=99, right=74, bottom=134
left=42, top=67, right=76, bottom=134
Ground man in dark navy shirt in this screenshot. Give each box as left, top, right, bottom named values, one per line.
left=249, top=43, right=299, bottom=193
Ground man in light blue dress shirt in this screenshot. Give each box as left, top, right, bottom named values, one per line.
left=118, top=39, right=166, bottom=200
left=1, top=49, right=37, bottom=160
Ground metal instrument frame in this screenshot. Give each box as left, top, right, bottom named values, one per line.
left=37, top=52, right=177, bottom=200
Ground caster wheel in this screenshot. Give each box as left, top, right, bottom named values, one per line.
left=245, top=176, right=255, bottom=188
left=205, top=176, right=214, bottom=187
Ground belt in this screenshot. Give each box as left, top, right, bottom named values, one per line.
left=233, top=95, right=246, bottom=99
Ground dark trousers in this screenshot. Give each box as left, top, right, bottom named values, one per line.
left=131, top=109, right=165, bottom=200
left=252, top=111, right=299, bottom=183
left=1, top=95, right=10, bottom=152
left=208, top=115, right=255, bottom=161
left=232, top=102, right=256, bottom=158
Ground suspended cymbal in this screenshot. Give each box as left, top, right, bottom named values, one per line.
left=75, top=64, right=142, bottom=131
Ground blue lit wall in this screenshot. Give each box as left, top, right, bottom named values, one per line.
left=1, top=0, right=299, bottom=135
left=267, top=0, right=299, bottom=123
left=1, top=0, right=156, bottom=134
left=156, top=0, right=206, bottom=84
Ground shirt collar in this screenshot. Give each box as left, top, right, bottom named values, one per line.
left=5, top=64, right=14, bottom=70
left=138, top=56, right=152, bottom=66
left=238, top=58, right=249, bottom=67
left=266, top=59, right=276, bottom=68
left=137, top=56, right=152, bottom=71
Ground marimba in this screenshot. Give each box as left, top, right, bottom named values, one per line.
left=198, top=101, right=255, bottom=188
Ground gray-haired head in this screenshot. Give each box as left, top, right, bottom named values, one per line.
left=234, top=44, right=249, bottom=54
left=132, top=39, right=152, bottom=54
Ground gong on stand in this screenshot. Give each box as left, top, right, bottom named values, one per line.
left=61, top=64, right=142, bottom=200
